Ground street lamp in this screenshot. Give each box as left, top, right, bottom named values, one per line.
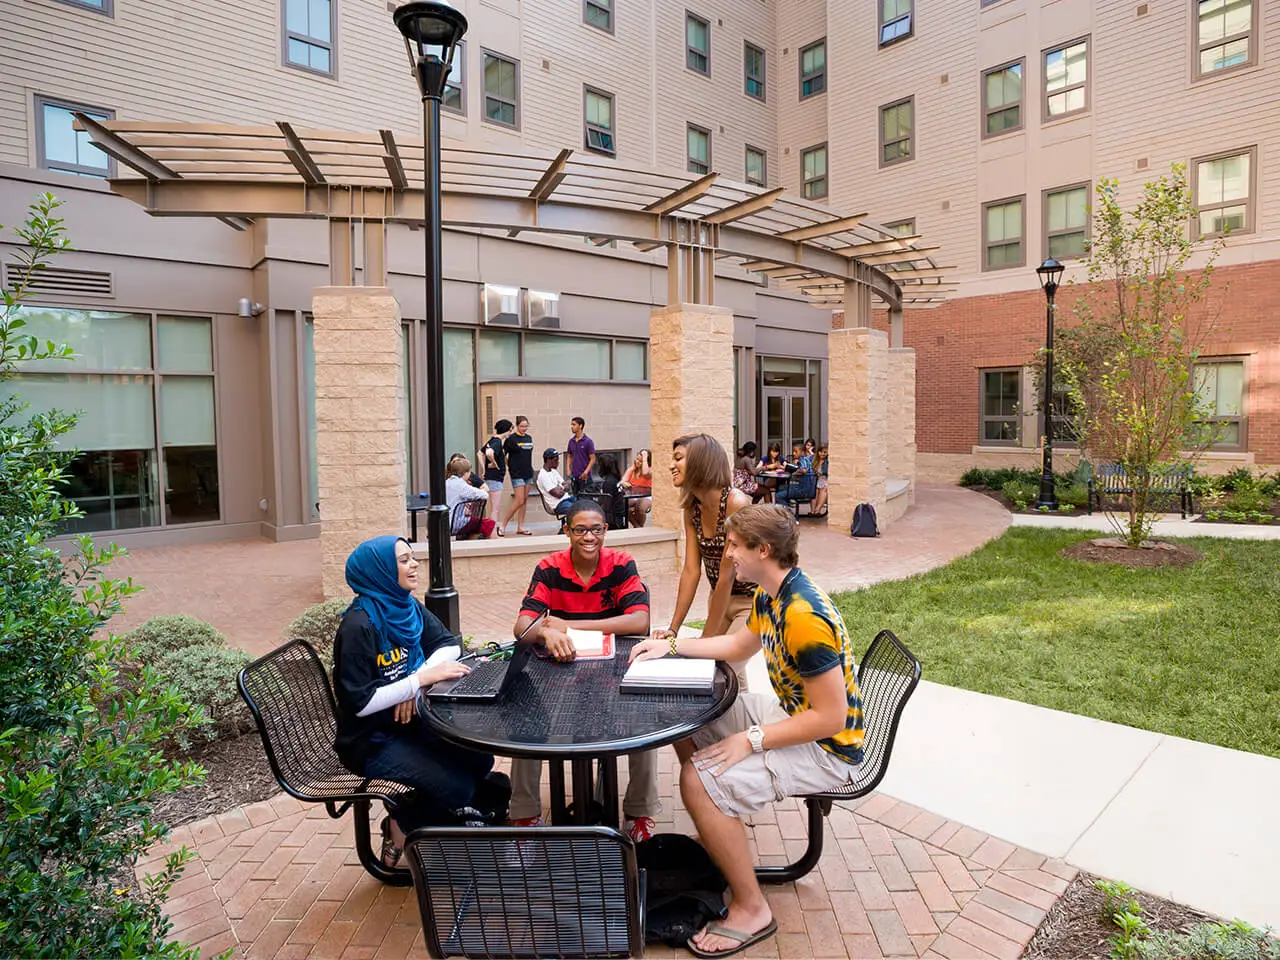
left=395, top=1, right=467, bottom=632
left=1035, top=257, right=1065, bottom=511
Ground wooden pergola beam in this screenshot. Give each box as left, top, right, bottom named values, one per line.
left=841, top=235, right=925, bottom=257
left=379, top=129, right=408, bottom=191
left=881, top=266, right=953, bottom=280
left=277, top=122, right=327, bottom=186
left=778, top=212, right=869, bottom=242
left=643, top=172, right=719, bottom=215
left=529, top=149, right=573, bottom=202
left=702, top=187, right=785, bottom=225
left=851, top=245, right=940, bottom=265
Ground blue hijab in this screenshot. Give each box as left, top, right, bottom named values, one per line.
left=345, top=535, right=424, bottom=651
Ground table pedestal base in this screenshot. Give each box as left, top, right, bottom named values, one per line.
left=548, top=757, right=621, bottom=830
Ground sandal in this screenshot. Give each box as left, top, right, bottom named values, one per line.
left=517, top=529, right=533, bottom=536
left=379, top=816, right=404, bottom=869
left=496, top=526, right=505, bottom=537
left=687, top=919, right=778, bottom=958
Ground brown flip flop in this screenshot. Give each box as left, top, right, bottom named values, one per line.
left=687, top=919, right=778, bottom=958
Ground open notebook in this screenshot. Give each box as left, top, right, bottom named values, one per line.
left=620, top=656, right=716, bottom=694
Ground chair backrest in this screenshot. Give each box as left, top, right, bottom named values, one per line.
left=238, top=639, right=368, bottom=803
left=784, top=473, right=818, bottom=499
left=405, top=826, right=645, bottom=959
left=450, top=497, right=487, bottom=534
left=849, top=629, right=922, bottom=795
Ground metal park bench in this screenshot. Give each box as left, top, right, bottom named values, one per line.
left=1087, top=463, right=1194, bottom=518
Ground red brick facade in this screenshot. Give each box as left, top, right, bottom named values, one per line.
left=883, top=260, right=1280, bottom=466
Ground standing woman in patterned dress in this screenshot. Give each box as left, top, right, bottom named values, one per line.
left=655, top=433, right=756, bottom=685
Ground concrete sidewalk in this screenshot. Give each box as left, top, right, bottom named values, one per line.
left=1011, top=511, right=1280, bottom=539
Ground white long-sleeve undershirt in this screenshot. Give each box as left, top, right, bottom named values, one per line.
left=356, top=674, right=420, bottom=717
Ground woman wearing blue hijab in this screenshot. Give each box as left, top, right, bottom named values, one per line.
left=332, top=535, right=503, bottom=868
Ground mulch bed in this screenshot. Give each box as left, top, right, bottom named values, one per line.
left=1062, top=538, right=1203, bottom=568
left=1025, top=871, right=1216, bottom=960
left=152, top=733, right=280, bottom=829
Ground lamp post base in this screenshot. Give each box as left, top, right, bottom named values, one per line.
left=424, top=588, right=460, bottom=636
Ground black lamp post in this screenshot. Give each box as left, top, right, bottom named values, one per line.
left=1035, top=257, right=1065, bottom=510
left=395, top=1, right=467, bottom=633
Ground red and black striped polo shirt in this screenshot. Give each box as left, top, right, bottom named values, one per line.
left=519, top=547, right=649, bottom=620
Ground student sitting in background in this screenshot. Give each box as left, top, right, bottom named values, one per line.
left=445, top=457, right=496, bottom=540
left=536, top=448, right=577, bottom=517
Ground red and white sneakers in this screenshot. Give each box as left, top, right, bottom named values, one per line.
left=625, top=816, right=656, bottom=843
left=511, top=815, right=544, bottom=828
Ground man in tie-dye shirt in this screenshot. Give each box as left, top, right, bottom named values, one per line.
left=630, top=504, right=865, bottom=958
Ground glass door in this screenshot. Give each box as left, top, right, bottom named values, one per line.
left=762, top=387, right=809, bottom=454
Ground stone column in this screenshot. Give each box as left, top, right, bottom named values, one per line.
left=826, top=327, right=888, bottom=535
left=888, top=347, right=917, bottom=502
left=649, top=303, right=735, bottom=532
left=312, top=287, right=406, bottom=599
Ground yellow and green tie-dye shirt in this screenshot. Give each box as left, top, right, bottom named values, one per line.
left=747, top=567, right=865, bottom=763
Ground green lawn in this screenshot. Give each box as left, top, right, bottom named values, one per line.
left=830, top=528, right=1280, bottom=759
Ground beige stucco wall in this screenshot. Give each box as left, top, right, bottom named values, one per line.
left=826, top=327, right=889, bottom=535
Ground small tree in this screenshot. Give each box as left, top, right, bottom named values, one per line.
left=1049, top=166, right=1223, bottom=547
left=0, top=195, right=206, bottom=958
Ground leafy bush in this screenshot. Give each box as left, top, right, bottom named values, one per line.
left=959, top=467, right=988, bottom=487
left=152, top=644, right=255, bottom=745
left=1055, top=482, right=1090, bottom=508
left=284, top=597, right=349, bottom=668
left=1001, top=479, right=1039, bottom=504
left=1220, top=467, right=1256, bottom=493
left=124, top=613, right=223, bottom=665
left=1135, top=920, right=1280, bottom=960
left=0, top=195, right=204, bottom=958
left=1224, top=488, right=1274, bottom=513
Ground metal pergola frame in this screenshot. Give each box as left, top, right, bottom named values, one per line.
left=75, top=116, right=952, bottom=309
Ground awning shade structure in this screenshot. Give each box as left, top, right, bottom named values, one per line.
left=76, top=116, right=951, bottom=307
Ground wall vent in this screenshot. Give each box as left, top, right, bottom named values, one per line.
left=541, top=58, right=551, bottom=71
left=1137, top=3, right=1149, bottom=15
left=485, top=396, right=494, bottom=431
left=1136, top=157, right=1149, bottom=170
left=940, top=200, right=951, bottom=212
left=940, top=73, right=949, bottom=85
left=5, top=263, right=113, bottom=298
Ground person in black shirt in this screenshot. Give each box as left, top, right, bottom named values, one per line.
left=500, top=415, right=536, bottom=536
left=478, top=418, right=512, bottom=529
left=332, top=535, right=503, bottom=868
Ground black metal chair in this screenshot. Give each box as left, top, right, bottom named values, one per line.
left=237, top=639, right=413, bottom=886
left=450, top=497, right=489, bottom=540
left=776, top=471, right=819, bottom=518
left=405, top=826, right=646, bottom=959
left=755, top=629, right=922, bottom=884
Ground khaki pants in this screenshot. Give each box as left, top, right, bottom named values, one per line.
left=509, top=751, right=661, bottom=821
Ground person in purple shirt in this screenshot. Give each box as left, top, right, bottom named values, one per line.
left=566, top=416, right=596, bottom=493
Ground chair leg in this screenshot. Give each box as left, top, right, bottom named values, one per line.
left=352, top=799, right=412, bottom=887
left=754, top=797, right=827, bottom=884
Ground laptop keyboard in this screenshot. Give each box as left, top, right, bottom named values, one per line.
left=444, top=660, right=506, bottom=695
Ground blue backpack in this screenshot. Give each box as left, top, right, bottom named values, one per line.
left=851, top=502, right=879, bottom=538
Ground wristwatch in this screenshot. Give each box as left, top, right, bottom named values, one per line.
left=747, top=724, right=765, bottom=754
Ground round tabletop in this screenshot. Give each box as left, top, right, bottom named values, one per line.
left=421, top=637, right=738, bottom=759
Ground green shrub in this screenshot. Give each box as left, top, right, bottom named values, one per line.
left=1221, top=467, right=1256, bottom=492
left=959, top=467, right=988, bottom=487
left=284, top=597, right=349, bottom=668
left=153, top=644, right=255, bottom=745
left=1056, top=482, right=1090, bottom=508
left=1224, top=488, right=1273, bottom=513
left=1001, top=479, right=1039, bottom=504
left=124, top=613, right=223, bottom=666
left=1187, top=473, right=1222, bottom=497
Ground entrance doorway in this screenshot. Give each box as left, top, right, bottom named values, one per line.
left=763, top=387, right=809, bottom=455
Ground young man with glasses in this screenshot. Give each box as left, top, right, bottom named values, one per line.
left=508, top=499, right=660, bottom=842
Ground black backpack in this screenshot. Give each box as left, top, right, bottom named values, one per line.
left=851, top=502, right=879, bottom=537
left=635, top=834, right=727, bottom=946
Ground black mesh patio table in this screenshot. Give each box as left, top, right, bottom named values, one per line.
left=420, top=637, right=738, bottom=828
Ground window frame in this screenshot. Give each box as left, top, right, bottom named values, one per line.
left=979, top=367, right=1023, bottom=446
left=52, top=0, right=113, bottom=14
left=481, top=49, right=521, bottom=130
left=442, top=40, right=466, bottom=115
left=583, top=0, right=614, bottom=34
left=878, top=96, right=914, bottom=168
left=878, top=0, right=913, bottom=47
left=1042, top=181, right=1091, bottom=261
left=744, top=144, right=767, bottom=186
left=1042, top=35, right=1090, bottom=122
left=981, top=57, right=1025, bottom=139
left=883, top=218, right=916, bottom=237
left=1193, top=0, right=1257, bottom=80
left=799, top=39, right=827, bottom=99
left=800, top=143, right=828, bottom=200
left=981, top=194, right=1026, bottom=271
left=744, top=41, right=767, bottom=101
left=686, top=123, right=711, bottom=175
left=583, top=85, right=616, bottom=156
left=1192, top=145, right=1256, bottom=239
left=1192, top=357, right=1247, bottom=450
left=33, top=95, right=116, bottom=178
left=686, top=12, right=711, bottom=76
left=281, top=0, right=337, bottom=78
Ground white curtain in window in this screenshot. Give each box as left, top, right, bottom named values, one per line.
left=19, top=308, right=150, bottom=371
left=3, top=373, right=155, bottom=450
left=160, top=376, right=215, bottom=446
left=158, top=316, right=213, bottom=371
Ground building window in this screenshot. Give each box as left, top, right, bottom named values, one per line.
left=744, top=42, right=766, bottom=100
left=0, top=308, right=220, bottom=532
left=584, top=87, right=615, bottom=155
left=1196, top=0, right=1255, bottom=78
left=687, top=124, right=711, bottom=174
left=1193, top=147, right=1254, bottom=237
left=483, top=51, right=519, bottom=128
left=1044, top=183, right=1090, bottom=260
left=53, top=0, right=112, bottom=14
left=33, top=97, right=114, bottom=178
left=1043, top=37, right=1088, bottom=119
left=884, top=218, right=916, bottom=237
left=440, top=41, right=464, bottom=113
left=980, top=368, right=1021, bottom=444
left=983, top=59, right=1023, bottom=137
left=686, top=13, right=710, bottom=75
left=983, top=196, right=1025, bottom=270
left=879, top=97, right=913, bottom=166
left=745, top=145, right=767, bottom=186
left=584, top=0, right=613, bottom=33
left=799, top=40, right=826, bottom=98
left=283, top=0, right=334, bottom=76
left=1193, top=359, right=1245, bottom=448
left=879, top=0, right=912, bottom=45
left=801, top=144, right=828, bottom=199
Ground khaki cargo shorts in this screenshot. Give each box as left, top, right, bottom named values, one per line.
left=691, top=692, right=859, bottom=818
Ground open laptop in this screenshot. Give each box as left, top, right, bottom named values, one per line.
left=425, top=611, right=546, bottom=703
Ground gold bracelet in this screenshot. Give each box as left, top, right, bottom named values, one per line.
left=669, top=635, right=679, bottom=657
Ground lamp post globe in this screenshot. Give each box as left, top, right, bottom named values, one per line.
left=394, top=1, right=468, bottom=632
left=1035, top=257, right=1065, bottom=511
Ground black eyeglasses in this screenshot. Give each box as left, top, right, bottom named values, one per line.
left=568, top=525, right=606, bottom=537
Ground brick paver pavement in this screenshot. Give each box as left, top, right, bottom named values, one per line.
left=146, top=750, right=1074, bottom=959
left=103, top=484, right=1005, bottom=657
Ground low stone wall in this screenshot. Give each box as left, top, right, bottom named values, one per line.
left=410, top=526, right=681, bottom=600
